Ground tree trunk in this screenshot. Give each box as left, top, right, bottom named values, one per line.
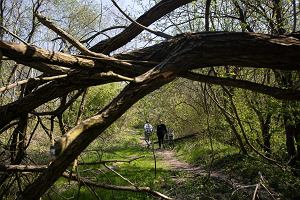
left=261, top=114, right=272, bottom=156
left=284, top=116, right=297, bottom=162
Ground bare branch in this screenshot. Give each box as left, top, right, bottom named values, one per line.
left=0, top=26, right=30, bottom=45
left=90, top=0, right=195, bottom=53
left=181, top=71, right=300, bottom=100
left=35, top=13, right=134, bottom=69
left=111, top=0, right=171, bottom=39
left=80, top=26, right=127, bottom=44
left=0, top=165, right=47, bottom=173
left=62, top=172, right=173, bottom=200
left=0, top=74, right=68, bottom=93
left=104, top=163, right=136, bottom=187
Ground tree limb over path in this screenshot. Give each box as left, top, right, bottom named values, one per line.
left=181, top=71, right=300, bottom=100
left=1, top=32, right=300, bottom=131
left=2, top=32, right=300, bottom=74
left=17, top=72, right=176, bottom=200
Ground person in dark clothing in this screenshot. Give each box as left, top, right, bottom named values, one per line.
left=157, top=120, right=167, bottom=149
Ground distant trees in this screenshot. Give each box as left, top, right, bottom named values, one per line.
left=0, top=0, right=300, bottom=199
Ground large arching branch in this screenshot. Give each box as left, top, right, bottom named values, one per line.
left=17, top=73, right=176, bottom=200
left=181, top=71, right=300, bottom=100
left=2, top=32, right=300, bottom=75
left=117, top=32, right=300, bottom=71
left=1, top=31, right=300, bottom=129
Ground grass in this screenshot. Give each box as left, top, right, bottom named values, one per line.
left=46, top=130, right=300, bottom=199
left=175, top=136, right=300, bottom=200
left=47, top=131, right=177, bottom=200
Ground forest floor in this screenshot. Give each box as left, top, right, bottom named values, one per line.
left=156, top=149, right=243, bottom=193
left=141, top=137, right=242, bottom=187
left=140, top=137, right=280, bottom=200
left=156, top=149, right=244, bottom=188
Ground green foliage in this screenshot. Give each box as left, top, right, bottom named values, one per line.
left=176, top=136, right=239, bottom=165
left=63, top=83, right=121, bottom=128
left=129, top=78, right=208, bottom=137
left=51, top=0, right=101, bottom=37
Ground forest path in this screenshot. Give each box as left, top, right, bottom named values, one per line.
left=155, top=149, right=202, bottom=172
left=140, top=136, right=236, bottom=185
left=140, top=136, right=229, bottom=180
left=152, top=144, right=280, bottom=199
left=138, top=135, right=280, bottom=199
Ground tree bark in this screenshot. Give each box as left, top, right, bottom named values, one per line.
left=261, top=113, right=272, bottom=156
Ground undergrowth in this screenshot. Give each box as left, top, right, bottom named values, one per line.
left=46, top=130, right=300, bottom=200
left=175, top=137, right=300, bottom=200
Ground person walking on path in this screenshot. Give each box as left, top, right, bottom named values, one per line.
left=144, top=120, right=153, bottom=148
left=157, top=120, right=167, bottom=149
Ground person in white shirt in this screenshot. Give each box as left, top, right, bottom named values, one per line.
left=144, top=121, right=153, bottom=148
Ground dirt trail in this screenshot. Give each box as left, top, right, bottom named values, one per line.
left=140, top=137, right=239, bottom=184
left=155, top=148, right=280, bottom=199
left=156, top=149, right=202, bottom=172
left=139, top=136, right=280, bottom=199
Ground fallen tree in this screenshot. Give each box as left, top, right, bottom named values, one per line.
left=0, top=0, right=299, bottom=199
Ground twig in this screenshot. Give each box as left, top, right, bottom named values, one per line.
left=104, top=163, right=136, bottom=187
left=232, top=184, right=257, bottom=196
left=0, top=74, right=68, bottom=93
left=0, top=26, right=30, bottom=46
left=91, top=71, right=136, bottom=82
left=110, top=0, right=171, bottom=39
left=80, top=26, right=127, bottom=44
left=260, top=183, right=276, bottom=200
left=252, top=182, right=260, bottom=200
left=258, top=172, right=277, bottom=200
left=232, top=172, right=278, bottom=200
left=35, top=12, right=134, bottom=69
left=0, top=165, right=47, bottom=172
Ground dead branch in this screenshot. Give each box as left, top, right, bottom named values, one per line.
left=62, top=172, right=173, bottom=200
left=91, top=71, right=135, bottom=82
left=104, top=163, right=136, bottom=187
left=0, top=74, right=68, bottom=93
left=35, top=12, right=134, bottom=69
left=0, top=165, right=47, bottom=173
left=232, top=172, right=277, bottom=199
